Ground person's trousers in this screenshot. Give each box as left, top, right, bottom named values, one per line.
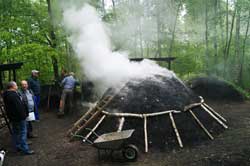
left=34, top=95, right=40, bottom=120
left=27, top=121, right=33, bottom=137
left=11, top=120, right=30, bottom=153
left=59, top=89, right=73, bottom=114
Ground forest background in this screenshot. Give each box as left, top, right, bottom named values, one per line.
left=0, top=0, right=250, bottom=93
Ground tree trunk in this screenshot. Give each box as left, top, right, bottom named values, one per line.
left=238, top=10, right=250, bottom=85
left=139, top=18, right=144, bottom=58
left=234, top=5, right=241, bottom=58
left=213, top=0, right=218, bottom=74
left=205, top=0, right=209, bottom=74
left=223, top=7, right=236, bottom=77
left=156, top=2, right=161, bottom=58
left=234, top=4, right=241, bottom=82
left=168, top=0, right=182, bottom=57
left=225, top=8, right=236, bottom=59
left=224, top=0, right=229, bottom=56
left=111, top=0, right=116, bottom=12
left=102, top=0, right=106, bottom=15
left=46, top=0, right=59, bottom=81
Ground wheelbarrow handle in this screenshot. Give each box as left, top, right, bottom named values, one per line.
left=82, top=128, right=100, bottom=145
left=82, top=138, right=93, bottom=145
left=85, top=128, right=100, bottom=137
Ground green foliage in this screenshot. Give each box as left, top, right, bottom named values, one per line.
left=170, top=43, right=204, bottom=76
left=1, top=0, right=250, bottom=94
left=0, top=0, right=68, bottom=85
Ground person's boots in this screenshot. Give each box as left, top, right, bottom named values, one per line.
left=27, top=133, right=38, bottom=139
left=57, top=111, right=64, bottom=118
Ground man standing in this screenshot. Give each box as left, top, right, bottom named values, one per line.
left=19, top=80, right=37, bottom=138
left=2, top=81, right=34, bottom=155
left=28, top=70, right=40, bottom=120
left=58, top=72, right=77, bottom=117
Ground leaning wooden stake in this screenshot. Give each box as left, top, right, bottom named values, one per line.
left=83, top=115, right=106, bottom=142
left=144, top=116, right=148, bottom=152
left=201, top=105, right=228, bottom=129
left=189, top=109, right=214, bottom=140
left=169, top=112, right=183, bottom=148
left=203, top=103, right=227, bottom=122
left=117, top=117, right=125, bottom=132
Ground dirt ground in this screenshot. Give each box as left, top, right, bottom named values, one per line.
left=1, top=100, right=250, bottom=166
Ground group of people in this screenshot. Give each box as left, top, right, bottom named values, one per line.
left=2, top=70, right=40, bottom=155
left=1, top=69, right=78, bottom=155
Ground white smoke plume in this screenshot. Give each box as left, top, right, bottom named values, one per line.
left=63, top=4, right=175, bottom=94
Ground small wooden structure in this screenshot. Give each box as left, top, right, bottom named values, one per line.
left=0, top=62, right=23, bottom=90
left=129, top=57, right=176, bottom=69
left=0, top=96, right=12, bottom=133
left=0, top=63, right=22, bottom=133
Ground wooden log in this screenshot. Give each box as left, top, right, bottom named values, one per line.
left=102, top=111, right=143, bottom=118
left=201, top=105, right=228, bottom=129
left=203, top=103, right=227, bottom=122
left=83, top=115, right=106, bottom=142
left=102, top=110, right=181, bottom=118
left=169, top=112, right=183, bottom=148
left=189, top=109, right=214, bottom=140
left=144, top=116, right=148, bottom=152
left=117, top=117, right=125, bottom=132
left=145, top=110, right=181, bottom=117
left=184, top=96, right=204, bottom=111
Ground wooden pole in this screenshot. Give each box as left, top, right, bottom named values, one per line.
left=117, top=117, right=125, bottom=132
left=0, top=104, right=12, bottom=135
left=144, top=116, right=148, bottom=152
left=83, top=115, right=106, bottom=142
left=169, top=112, right=183, bottom=148
left=201, top=105, right=228, bottom=129
left=189, top=109, right=214, bottom=140
left=203, top=103, right=227, bottom=122
left=13, top=69, right=16, bottom=81
left=102, top=110, right=181, bottom=118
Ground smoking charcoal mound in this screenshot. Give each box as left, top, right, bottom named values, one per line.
left=188, top=76, right=244, bottom=102
left=103, top=75, right=200, bottom=113
left=86, top=75, right=226, bottom=151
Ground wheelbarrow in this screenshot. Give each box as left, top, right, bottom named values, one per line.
left=91, top=129, right=139, bottom=161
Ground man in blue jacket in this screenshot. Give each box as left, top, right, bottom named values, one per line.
left=58, top=72, right=77, bottom=117
left=3, top=81, right=34, bottom=155
left=28, top=70, right=40, bottom=120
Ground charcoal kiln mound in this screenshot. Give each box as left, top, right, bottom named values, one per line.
left=102, top=75, right=200, bottom=114
left=188, top=76, right=245, bottom=102
left=68, top=75, right=228, bottom=152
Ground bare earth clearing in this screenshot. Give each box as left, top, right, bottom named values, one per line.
left=1, top=100, right=250, bottom=166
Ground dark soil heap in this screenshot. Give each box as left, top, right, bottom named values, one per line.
left=188, top=76, right=244, bottom=102
left=80, top=75, right=227, bottom=151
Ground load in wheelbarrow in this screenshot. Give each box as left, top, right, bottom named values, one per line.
left=84, top=129, right=139, bottom=161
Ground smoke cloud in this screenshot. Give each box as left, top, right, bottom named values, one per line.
left=63, top=4, right=175, bottom=94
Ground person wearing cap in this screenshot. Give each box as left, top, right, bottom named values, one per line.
left=28, top=70, right=40, bottom=120
left=58, top=72, right=77, bottom=117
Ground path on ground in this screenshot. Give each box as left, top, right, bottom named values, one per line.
left=1, top=101, right=250, bottom=166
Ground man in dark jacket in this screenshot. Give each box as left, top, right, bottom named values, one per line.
left=28, top=70, right=40, bottom=120
left=2, top=81, right=34, bottom=155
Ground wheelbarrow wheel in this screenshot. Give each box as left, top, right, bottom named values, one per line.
left=122, top=144, right=138, bottom=161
